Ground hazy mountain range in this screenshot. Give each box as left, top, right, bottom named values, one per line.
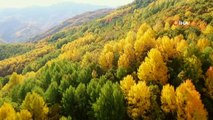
left=31, top=9, right=113, bottom=42
left=0, top=2, right=108, bottom=43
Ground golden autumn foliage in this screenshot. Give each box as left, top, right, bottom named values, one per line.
left=99, top=51, right=114, bottom=70
left=0, top=103, right=16, bottom=120
left=153, top=20, right=164, bottom=32
left=118, top=53, right=130, bottom=69
left=61, top=33, right=95, bottom=52
left=2, top=72, right=24, bottom=92
left=0, top=45, right=53, bottom=77
left=120, top=75, right=136, bottom=98
left=0, top=0, right=212, bottom=119
left=134, top=27, right=156, bottom=59
left=197, top=38, right=210, bottom=50
left=98, top=6, right=132, bottom=22
left=176, top=39, right=188, bottom=53
left=127, top=81, right=151, bottom=119
left=17, top=110, right=32, bottom=120
left=136, top=23, right=151, bottom=40
left=156, top=36, right=178, bottom=59
left=113, top=39, right=125, bottom=54
left=161, top=84, right=176, bottom=113
left=21, top=92, right=49, bottom=120
left=176, top=80, right=208, bottom=120
left=81, top=52, right=98, bottom=67
left=138, top=48, right=168, bottom=84
left=59, top=33, right=96, bottom=61
left=164, top=22, right=170, bottom=30
left=205, top=66, right=213, bottom=99
left=203, top=25, right=213, bottom=34
left=125, top=31, right=136, bottom=45
left=124, top=43, right=135, bottom=58
left=118, top=36, right=136, bottom=69
left=99, top=44, right=115, bottom=70
left=60, top=49, right=81, bottom=61
left=156, top=35, right=189, bottom=60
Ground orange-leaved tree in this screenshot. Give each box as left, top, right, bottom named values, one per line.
left=176, top=80, right=208, bottom=120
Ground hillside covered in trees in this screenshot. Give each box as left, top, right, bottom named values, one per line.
left=0, top=0, right=212, bottom=119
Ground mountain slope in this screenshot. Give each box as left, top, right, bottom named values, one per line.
left=0, top=0, right=212, bottom=119
left=0, top=2, right=107, bottom=43
left=31, top=9, right=113, bottom=42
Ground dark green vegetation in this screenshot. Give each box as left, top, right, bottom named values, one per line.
left=0, top=44, right=34, bottom=60
left=0, top=0, right=212, bottom=120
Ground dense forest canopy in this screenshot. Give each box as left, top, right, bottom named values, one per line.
left=0, top=0, right=212, bottom=119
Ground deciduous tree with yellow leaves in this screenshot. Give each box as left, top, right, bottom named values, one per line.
left=134, top=23, right=156, bottom=61
left=99, top=44, right=115, bottom=70
left=127, top=81, right=151, bottom=119
left=99, top=51, right=114, bottom=70
left=161, top=84, right=176, bottom=113
left=156, top=36, right=178, bottom=60
left=0, top=103, right=16, bottom=120
left=138, top=48, right=168, bottom=84
left=118, top=53, right=130, bottom=69
left=197, top=38, right=210, bottom=50
left=21, top=92, right=49, bottom=120
left=120, top=75, right=136, bottom=98
left=16, top=110, right=32, bottom=120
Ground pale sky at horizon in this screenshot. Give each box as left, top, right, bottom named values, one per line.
left=0, top=0, right=134, bottom=9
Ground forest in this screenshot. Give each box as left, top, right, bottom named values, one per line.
left=0, top=0, right=212, bottom=120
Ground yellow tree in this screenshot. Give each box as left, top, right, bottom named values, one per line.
left=136, top=23, right=151, bottom=40
left=138, top=48, right=168, bottom=85
left=161, top=84, right=176, bottom=113
left=172, top=35, right=188, bottom=54
left=156, top=36, right=178, bottom=60
left=16, top=110, right=32, bottom=120
left=81, top=52, right=98, bottom=67
left=99, top=51, right=114, bottom=70
left=21, top=92, right=49, bottom=120
left=127, top=81, right=151, bottom=119
left=205, top=66, right=213, bottom=99
left=118, top=53, right=130, bottom=69
left=113, top=39, right=125, bottom=54
left=134, top=28, right=156, bottom=59
left=197, top=38, right=210, bottom=50
left=124, top=43, right=135, bottom=61
left=118, top=39, right=136, bottom=69
left=99, top=43, right=115, bottom=70
left=0, top=103, right=16, bottom=120
left=176, top=80, right=208, bottom=120
left=125, top=31, right=136, bottom=45
left=153, top=20, right=164, bottom=32
left=164, top=22, right=170, bottom=30
left=176, top=39, right=188, bottom=53
left=2, top=72, right=24, bottom=91
left=203, top=24, right=213, bottom=34
left=120, top=75, right=136, bottom=98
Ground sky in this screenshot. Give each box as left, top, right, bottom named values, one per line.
left=0, top=0, right=134, bottom=8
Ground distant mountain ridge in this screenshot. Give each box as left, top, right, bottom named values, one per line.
left=31, top=9, right=113, bottom=42
left=0, top=2, right=108, bottom=43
